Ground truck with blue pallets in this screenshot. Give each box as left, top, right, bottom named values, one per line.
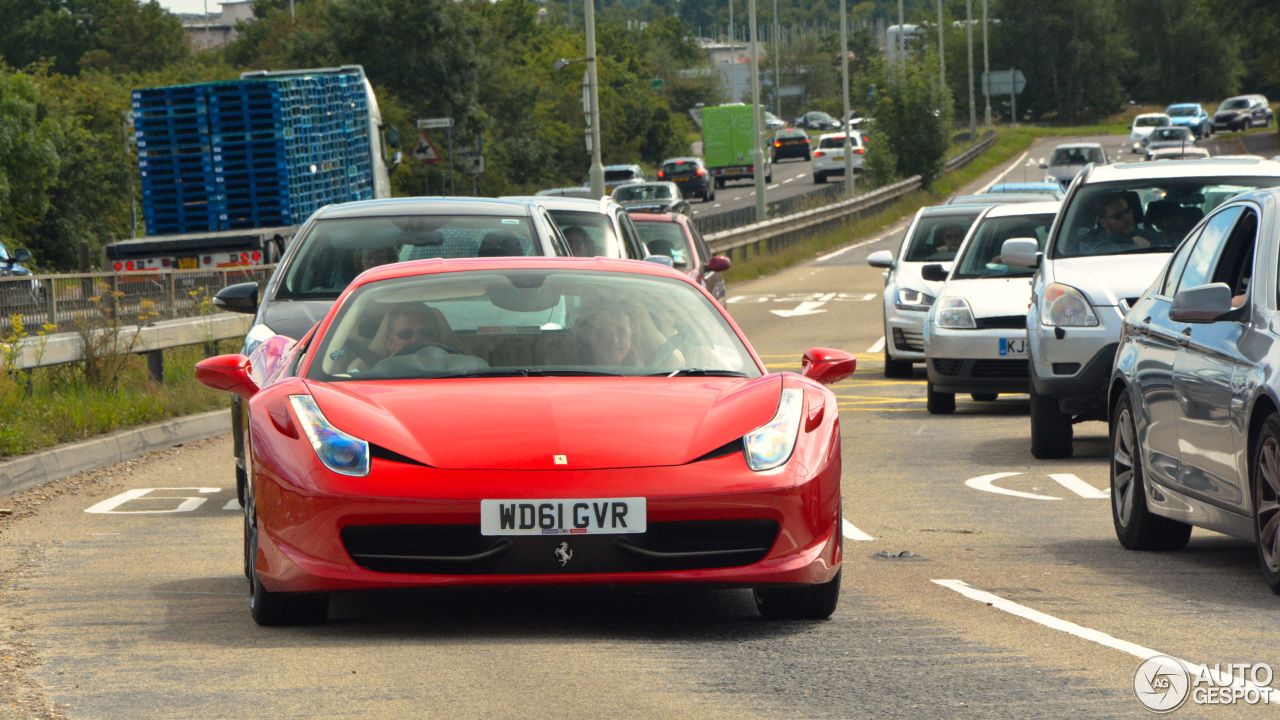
left=701, top=104, right=771, bottom=189
left=103, top=65, right=400, bottom=273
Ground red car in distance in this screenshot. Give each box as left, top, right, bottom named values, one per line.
left=630, top=212, right=731, bottom=302
left=196, top=257, right=855, bottom=626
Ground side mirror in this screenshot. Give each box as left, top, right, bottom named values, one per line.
left=386, top=126, right=401, bottom=149
left=705, top=256, right=731, bottom=272
left=866, top=250, right=895, bottom=269
left=1038, top=161, right=1049, bottom=169
left=1000, top=238, right=1041, bottom=269
left=642, top=254, right=675, bottom=268
left=800, top=348, right=856, bottom=385
left=1170, top=283, right=1234, bottom=323
left=10, top=248, right=30, bottom=264
left=920, top=263, right=949, bottom=282
left=212, top=281, right=260, bottom=315
left=194, top=354, right=259, bottom=399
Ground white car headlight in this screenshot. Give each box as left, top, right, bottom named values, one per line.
left=243, top=323, right=276, bottom=356
left=1040, top=283, right=1099, bottom=327
left=290, top=395, right=370, bottom=476
left=935, top=297, right=977, bottom=329
left=743, top=388, right=804, bottom=472
left=896, top=288, right=935, bottom=311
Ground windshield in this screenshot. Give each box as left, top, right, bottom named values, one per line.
left=903, top=214, right=979, bottom=262
left=819, top=136, right=852, bottom=149
left=1166, top=107, right=1196, bottom=118
left=307, top=270, right=760, bottom=381
left=953, top=213, right=1055, bottom=280
left=605, top=169, right=640, bottom=183
left=1150, top=128, right=1191, bottom=142
left=1051, top=176, right=1280, bottom=259
left=1134, top=116, right=1166, bottom=127
left=547, top=209, right=624, bottom=259
left=614, top=185, right=674, bottom=202
left=633, top=220, right=692, bottom=270
left=1050, top=147, right=1104, bottom=166
left=1219, top=99, right=1250, bottom=111
left=279, top=215, right=539, bottom=300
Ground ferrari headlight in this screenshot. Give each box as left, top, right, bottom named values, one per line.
left=1040, top=283, right=1099, bottom=327
left=290, top=395, right=370, bottom=476
left=896, top=288, right=935, bottom=311
left=935, top=297, right=977, bottom=329
left=743, top=388, right=804, bottom=471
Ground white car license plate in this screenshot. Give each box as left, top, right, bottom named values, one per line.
left=829, top=155, right=843, bottom=162
left=999, top=338, right=1027, bottom=356
left=480, top=498, right=646, bottom=536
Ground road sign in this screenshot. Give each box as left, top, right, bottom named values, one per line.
left=982, top=69, right=1026, bottom=96
left=417, top=117, right=454, bottom=130
left=412, top=132, right=442, bottom=163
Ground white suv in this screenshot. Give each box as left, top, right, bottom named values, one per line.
left=811, top=132, right=864, bottom=184
left=1000, top=157, right=1280, bottom=458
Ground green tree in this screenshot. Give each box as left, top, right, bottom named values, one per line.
left=0, top=0, right=188, bottom=76
left=870, top=57, right=953, bottom=187
left=0, top=69, right=60, bottom=251
left=1118, top=0, right=1242, bottom=104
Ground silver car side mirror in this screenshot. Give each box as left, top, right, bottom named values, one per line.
left=1170, top=283, right=1234, bottom=323
left=866, top=250, right=895, bottom=269
left=1000, top=238, right=1041, bottom=269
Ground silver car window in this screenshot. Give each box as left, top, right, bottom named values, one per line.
left=1173, top=206, right=1243, bottom=295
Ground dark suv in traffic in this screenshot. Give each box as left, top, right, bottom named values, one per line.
left=1211, top=95, right=1274, bottom=132
left=772, top=128, right=811, bottom=162
left=657, top=157, right=714, bottom=202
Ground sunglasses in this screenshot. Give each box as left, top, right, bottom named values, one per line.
left=393, top=327, right=436, bottom=341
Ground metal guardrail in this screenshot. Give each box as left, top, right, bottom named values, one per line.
left=7, top=313, right=254, bottom=372
left=706, top=132, right=998, bottom=259
left=697, top=182, right=848, bottom=234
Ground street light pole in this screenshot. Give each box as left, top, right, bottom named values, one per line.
left=982, top=0, right=991, bottom=128
left=728, top=0, right=737, bottom=102
left=749, top=0, right=766, bottom=222
left=966, top=0, right=976, bottom=140
left=584, top=0, right=604, bottom=198
left=937, top=0, right=945, bottom=93
left=841, top=0, right=854, bottom=199
left=772, top=0, right=781, bottom=117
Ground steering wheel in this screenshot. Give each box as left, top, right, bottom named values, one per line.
left=342, top=338, right=382, bottom=368
left=648, top=332, right=688, bottom=366
left=392, top=340, right=467, bottom=358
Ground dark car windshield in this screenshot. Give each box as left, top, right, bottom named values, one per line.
left=278, top=215, right=539, bottom=300
left=903, top=213, right=980, bottom=262
left=775, top=129, right=807, bottom=139
left=953, top=213, right=1055, bottom=280
left=614, top=184, right=674, bottom=202
left=1151, top=128, right=1192, bottom=141
left=1134, top=116, right=1165, bottom=127
left=605, top=169, right=640, bottom=183
left=633, top=220, right=692, bottom=270
left=1051, top=176, right=1280, bottom=259
left=1166, top=107, right=1197, bottom=117
left=546, top=209, right=625, bottom=259
left=662, top=161, right=699, bottom=174
left=1219, top=98, right=1251, bottom=111
left=1050, top=147, right=1104, bottom=165
left=307, top=269, right=759, bottom=381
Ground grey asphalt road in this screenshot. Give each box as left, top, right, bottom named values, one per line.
left=0, top=135, right=1273, bottom=720
left=689, top=152, right=827, bottom=220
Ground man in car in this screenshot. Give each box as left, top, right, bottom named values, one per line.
left=926, top=224, right=966, bottom=259
left=1079, top=193, right=1157, bottom=254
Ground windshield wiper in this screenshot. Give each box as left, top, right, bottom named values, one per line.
left=654, top=368, right=751, bottom=378
left=1115, top=245, right=1175, bottom=255
left=461, top=368, right=623, bottom=377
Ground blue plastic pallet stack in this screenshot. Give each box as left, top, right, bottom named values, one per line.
left=134, top=71, right=373, bottom=235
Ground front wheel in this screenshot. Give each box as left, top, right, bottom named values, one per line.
left=250, top=569, right=330, bottom=626
left=1111, top=393, right=1192, bottom=551
left=814, top=172, right=826, bottom=184
left=884, top=351, right=913, bottom=379
left=1029, top=383, right=1073, bottom=459
left=754, top=568, right=841, bottom=620
left=926, top=382, right=955, bottom=414
left=971, top=393, right=998, bottom=402
left=1252, top=414, right=1280, bottom=593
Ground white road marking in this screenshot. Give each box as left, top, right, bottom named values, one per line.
left=770, top=301, right=828, bottom=317
left=85, top=487, right=220, bottom=514
left=725, top=295, right=747, bottom=304
left=867, top=336, right=885, bottom=353
left=1049, top=473, right=1110, bottom=499
left=861, top=293, right=876, bottom=301
left=965, top=472, right=1060, bottom=501
left=767, top=184, right=780, bottom=190
left=783, top=177, right=795, bottom=183
left=978, top=149, right=1031, bottom=193
left=713, top=203, right=722, bottom=208
left=932, top=579, right=1267, bottom=692
left=223, top=499, right=243, bottom=511
left=842, top=519, right=874, bottom=541
left=815, top=229, right=897, bottom=263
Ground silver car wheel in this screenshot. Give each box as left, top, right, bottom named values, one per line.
left=1256, top=434, right=1280, bottom=574
left=1112, top=406, right=1136, bottom=528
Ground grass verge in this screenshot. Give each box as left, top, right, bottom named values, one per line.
left=0, top=341, right=234, bottom=457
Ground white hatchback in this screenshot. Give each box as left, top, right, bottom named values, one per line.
left=811, top=133, right=864, bottom=183
left=1130, top=113, right=1170, bottom=153
left=921, top=201, right=1060, bottom=413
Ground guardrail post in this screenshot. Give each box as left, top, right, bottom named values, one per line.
left=44, top=279, right=56, bottom=328
left=166, top=272, right=176, bottom=320
left=145, top=349, right=164, bottom=383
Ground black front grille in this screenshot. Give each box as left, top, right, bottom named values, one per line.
left=974, top=316, right=1027, bottom=329
left=972, top=359, right=1029, bottom=378
left=894, top=328, right=924, bottom=352
left=341, top=520, right=779, bottom=575
left=932, top=358, right=963, bottom=376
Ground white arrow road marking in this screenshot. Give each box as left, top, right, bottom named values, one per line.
left=932, top=580, right=1268, bottom=693
left=867, top=336, right=885, bottom=353
left=842, top=519, right=874, bottom=541
left=85, top=487, right=220, bottom=514
left=1049, top=473, right=1110, bottom=498
left=771, top=301, right=828, bottom=317
left=965, top=472, right=1060, bottom=501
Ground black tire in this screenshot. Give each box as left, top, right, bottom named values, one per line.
left=242, top=421, right=256, bottom=580
left=766, top=173, right=773, bottom=183
left=884, top=352, right=913, bottom=379
left=754, top=568, right=841, bottom=620
left=971, top=393, right=998, bottom=402
left=1252, top=414, right=1280, bottom=593
left=714, top=178, right=724, bottom=189
left=926, top=382, right=955, bottom=414
left=804, top=153, right=811, bottom=161
left=1029, top=383, right=1073, bottom=459
left=250, top=567, right=330, bottom=626
left=814, top=172, right=826, bottom=184
left=1110, top=393, right=1192, bottom=551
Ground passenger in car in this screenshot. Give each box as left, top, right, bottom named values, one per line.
left=1080, top=193, right=1158, bottom=253
left=564, top=226, right=598, bottom=257
left=477, top=230, right=525, bottom=257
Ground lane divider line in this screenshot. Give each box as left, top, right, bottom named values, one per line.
left=815, top=229, right=897, bottom=263
left=977, top=149, right=1032, bottom=193
left=931, top=579, right=1264, bottom=691
left=842, top=519, right=874, bottom=541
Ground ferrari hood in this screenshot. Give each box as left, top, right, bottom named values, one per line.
left=306, top=375, right=783, bottom=470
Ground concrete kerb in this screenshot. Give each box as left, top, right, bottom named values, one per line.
left=0, top=409, right=230, bottom=498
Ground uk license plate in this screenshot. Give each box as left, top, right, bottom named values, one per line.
left=999, top=338, right=1027, bottom=356
left=177, top=257, right=198, bottom=270
left=480, top=498, right=647, bottom=536
left=829, top=155, right=843, bottom=162
left=672, top=175, right=690, bottom=182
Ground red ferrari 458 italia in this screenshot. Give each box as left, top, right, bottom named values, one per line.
left=196, top=257, right=855, bottom=625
